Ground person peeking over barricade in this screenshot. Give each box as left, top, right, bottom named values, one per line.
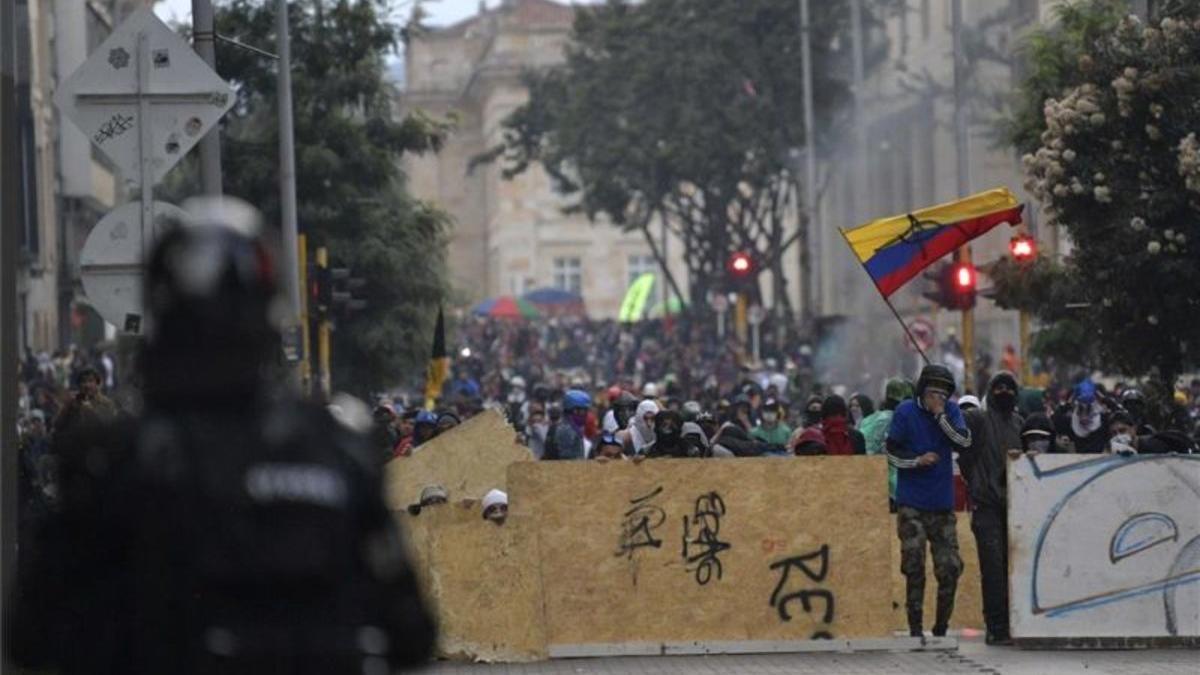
left=887, top=364, right=970, bottom=639
left=481, top=489, right=508, bottom=525
left=408, top=485, right=450, bottom=515
left=435, top=411, right=461, bottom=436
left=593, top=432, right=627, bottom=461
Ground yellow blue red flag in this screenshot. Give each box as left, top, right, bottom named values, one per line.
left=841, top=187, right=1024, bottom=297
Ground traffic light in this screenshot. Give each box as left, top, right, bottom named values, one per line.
left=1010, top=234, right=1036, bottom=263
left=922, top=261, right=976, bottom=310
left=728, top=251, right=754, bottom=278
left=948, top=261, right=977, bottom=310
left=308, top=262, right=331, bottom=317
left=329, top=267, right=368, bottom=315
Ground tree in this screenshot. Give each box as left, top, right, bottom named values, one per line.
left=1001, top=0, right=1200, bottom=400
left=480, top=0, right=896, bottom=324
left=201, top=0, right=450, bottom=394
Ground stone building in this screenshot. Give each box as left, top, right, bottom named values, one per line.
left=399, top=0, right=687, bottom=319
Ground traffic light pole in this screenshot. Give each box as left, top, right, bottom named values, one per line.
left=316, top=246, right=331, bottom=400
left=299, top=233, right=312, bottom=394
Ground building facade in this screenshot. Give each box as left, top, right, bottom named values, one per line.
left=399, top=0, right=687, bottom=319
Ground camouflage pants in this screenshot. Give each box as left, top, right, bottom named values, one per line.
left=897, top=506, right=963, bottom=632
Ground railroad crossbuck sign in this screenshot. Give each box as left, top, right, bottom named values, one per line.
left=54, top=8, right=236, bottom=329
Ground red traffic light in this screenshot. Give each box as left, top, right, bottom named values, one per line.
left=1010, top=234, right=1036, bottom=262
left=954, top=263, right=975, bottom=289
left=728, top=251, right=753, bottom=276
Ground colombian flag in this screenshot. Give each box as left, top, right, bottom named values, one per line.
left=842, top=188, right=1025, bottom=297
left=424, top=306, right=450, bottom=410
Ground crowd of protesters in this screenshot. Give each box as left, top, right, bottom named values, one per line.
left=372, top=314, right=1199, bottom=644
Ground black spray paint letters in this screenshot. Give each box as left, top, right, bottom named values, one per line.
left=615, top=485, right=666, bottom=559
left=93, top=114, right=135, bottom=146
left=681, top=492, right=731, bottom=585
left=769, top=544, right=835, bottom=639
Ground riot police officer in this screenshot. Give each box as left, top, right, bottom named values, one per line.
left=8, top=200, right=434, bottom=674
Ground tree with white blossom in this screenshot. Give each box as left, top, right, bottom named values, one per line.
left=999, top=0, right=1200, bottom=402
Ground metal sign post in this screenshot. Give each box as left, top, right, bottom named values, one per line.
left=748, top=305, right=765, bottom=364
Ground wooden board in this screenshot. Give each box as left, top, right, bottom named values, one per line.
left=508, top=456, right=894, bottom=646
left=385, top=408, right=533, bottom=511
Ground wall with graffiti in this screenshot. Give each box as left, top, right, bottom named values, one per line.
left=1009, top=453, right=1200, bottom=639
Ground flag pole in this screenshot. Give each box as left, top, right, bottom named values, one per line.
left=837, top=228, right=931, bottom=366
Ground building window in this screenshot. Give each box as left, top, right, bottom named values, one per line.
left=553, top=257, right=582, bottom=295
left=627, top=254, right=658, bottom=287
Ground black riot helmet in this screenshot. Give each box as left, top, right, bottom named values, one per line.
left=142, top=198, right=282, bottom=404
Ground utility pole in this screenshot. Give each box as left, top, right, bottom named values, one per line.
left=277, top=0, right=303, bottom=380
left=1, top=0, right=21, bottom=637
left=952, top=0, right=975, bottom=392
left=798, top=0, right=818, bottom=326
left=192, top=0, right=223, bottom=195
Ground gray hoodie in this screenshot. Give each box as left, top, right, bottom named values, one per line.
left=960, top=371, right=1023, bottom=510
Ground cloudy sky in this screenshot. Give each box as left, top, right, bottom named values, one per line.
left=155, top=0, right=536, bottom=29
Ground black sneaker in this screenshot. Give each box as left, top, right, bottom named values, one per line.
left=931, top=624, right=948, bottom=637
left=909, top=627, right=924, bottom=638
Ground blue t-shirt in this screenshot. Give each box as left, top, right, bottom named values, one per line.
left=886, top=399, right=970, bottom=511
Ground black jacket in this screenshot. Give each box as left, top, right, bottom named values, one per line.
left=8, top=399, right=435, bottom=675
left=960, top=372, right=1024, bottom=511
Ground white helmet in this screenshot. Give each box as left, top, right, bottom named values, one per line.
left=642, top=382, right=659, bottom=398
left=510, top=376, right=526, bottom=390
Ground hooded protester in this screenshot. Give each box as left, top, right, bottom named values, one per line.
left=849, top=394, right=876, bottom=427
left=627, top=399, right=660, bottom=456
left=821, top=395, right=866, bottom=455
left=506, top=376, right=529, bottom=429
left=1056, top=379, right=1109, bottom=454
left=1108, top=410, right=1197, bottom=455
left=887, top=364, right=971, bottom=638
left=959, top=371, right=1023, bottom=645
left=1118, top=388, right=1156, bottom=436
left=1020, top=413, right=1057, bottom=454
left=524, top=405, right=549, bottom=459
left=791, top=426, right=827, bottom=456
left=859, top=378, right=915, bottom=508
left=592, top=432, right=627, bottom=461
left=711, top=421, right=765, bottom=457
left=681, top=422, right=711, bottom=458
left=645, top=410, right=690, bottom=458
left=543, top=390, right=589, bottom=460
left=802, top=395, right=824, bottom=428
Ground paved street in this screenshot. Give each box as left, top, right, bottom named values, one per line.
left=425, top=639, right=1199, bottom=674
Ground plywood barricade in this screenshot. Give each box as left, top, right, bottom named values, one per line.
left=1009, top=453, right=1200, bottom=641
left=507, top=456, right=895, bottom=649
left=384, top=408, right=532, bottom=512
left=399, top=506, right=546, bottom=661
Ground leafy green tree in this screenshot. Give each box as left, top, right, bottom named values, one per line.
left=480, top=0, right=896, bottom=323
left=1001, top=0, right=1200, bottom=399
left=203, top=0, right=450, bottom=394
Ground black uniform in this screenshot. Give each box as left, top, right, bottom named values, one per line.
left=9, top=400, right=434, bottom=675
left=7, top=207, right=434, bottom=674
